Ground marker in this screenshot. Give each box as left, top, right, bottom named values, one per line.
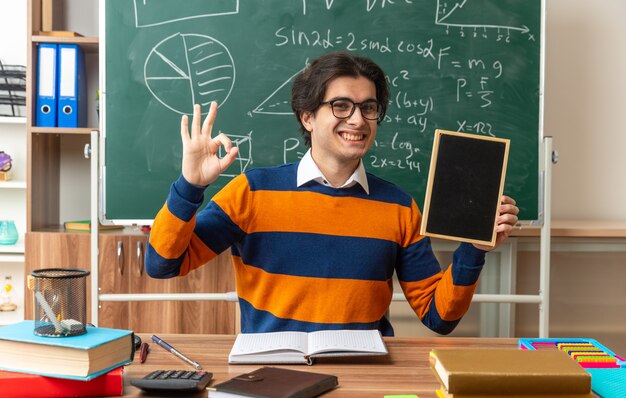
left=151, top=335, right=202, bottom=369
left=140, top=342, right=150, bottom=364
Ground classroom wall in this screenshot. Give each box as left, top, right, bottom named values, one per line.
left=546, top=0, right=626, bottom=220
left=0, top=0, right=27, bottom=66
left=516, top=0, right=626, bottom=355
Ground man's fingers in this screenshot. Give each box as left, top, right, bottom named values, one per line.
left=211, top=132, right=233, bottom=150
left=191, top=104, right=202, bottom=138
left=501, top=195, right=517, bottom=206
left=202, top=102, right=218, bottom=137
left=180, top=114, right=189, bottom=142
left=219, top=146, right=240, bottom=172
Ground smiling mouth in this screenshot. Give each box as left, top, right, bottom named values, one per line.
left=340, top=132, right=365, bottom=141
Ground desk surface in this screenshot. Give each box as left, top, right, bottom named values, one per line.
left=125, top=335, right=517, bottom=398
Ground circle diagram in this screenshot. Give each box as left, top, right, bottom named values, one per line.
left=144, top=33, right=235, bottom=114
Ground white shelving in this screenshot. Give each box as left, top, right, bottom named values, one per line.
left=0, top=1, right=27, bottom=325
left=0, top=117, right=26, bottom=124
left=0, top=181, right=26, bottom=189
left=0, top=237, right=25, bottom=260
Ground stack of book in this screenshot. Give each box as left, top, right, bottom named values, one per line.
left=429, top=348, right=593, bottom=398
left=0, top=320, right=134, bottom=397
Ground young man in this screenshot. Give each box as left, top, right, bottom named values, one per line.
left=146, top=52, right=519, bottom=336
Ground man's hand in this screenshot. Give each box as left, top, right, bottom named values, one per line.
left=180, top=102, right=239, bottom=186
left=473, top=195, right=519, bottom=252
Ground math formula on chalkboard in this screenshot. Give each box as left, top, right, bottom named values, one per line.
left=103, top=0, right=541, bottom=222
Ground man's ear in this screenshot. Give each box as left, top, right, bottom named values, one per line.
left=300, top=111, right=314, bottom=132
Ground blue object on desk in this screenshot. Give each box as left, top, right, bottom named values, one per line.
left=0, top=320, right=134, bottom=380
left=35, top=43, right=58, bottom=127
left=587, top=368, right=626, bottom=398
left=57, top=44, right=87, bottom=128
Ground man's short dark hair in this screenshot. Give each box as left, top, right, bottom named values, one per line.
left=291, top=51, right=389, bottom=147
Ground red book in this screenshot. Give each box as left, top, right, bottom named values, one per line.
left=0, top=366, right=123, bottom=398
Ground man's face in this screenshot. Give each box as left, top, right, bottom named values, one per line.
left=301, top=76, right=378, bottom=169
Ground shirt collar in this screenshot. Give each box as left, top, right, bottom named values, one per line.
left=296, top=149, right=370, bottom=194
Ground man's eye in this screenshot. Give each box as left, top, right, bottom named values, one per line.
left=333, top=101, right=351, bottom=110
left=361, top=104, right=376, bottom=112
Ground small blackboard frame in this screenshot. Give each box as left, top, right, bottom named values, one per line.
left=420, top=130, right=510, bottom=246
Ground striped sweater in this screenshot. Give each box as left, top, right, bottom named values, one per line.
left=145, top=162, right=486, bottom=336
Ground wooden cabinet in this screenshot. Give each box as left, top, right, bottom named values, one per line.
left=98, top=233, right=237, bottom=334
left=23, top=231, right=91, bottom=320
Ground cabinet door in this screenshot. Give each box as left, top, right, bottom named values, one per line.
left=129, top=242, right=237, bottom=334
left=24, top=232, right=91, bottom=321
left=166, top=251, right=237, bottom=334
left=97, top=234, right=237, bottom=334
left=127, top=235, right=177, bottom=333
left=98, top=234, right=130, bottom=329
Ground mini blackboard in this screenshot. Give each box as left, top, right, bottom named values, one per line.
left=420, top=130, right=510, bottom=246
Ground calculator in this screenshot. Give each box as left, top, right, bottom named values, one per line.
left=131, top=369, right=213, bottom=393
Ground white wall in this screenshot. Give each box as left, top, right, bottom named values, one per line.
left=0, top=0, right=27, bottom=66
left=546, top=0, right=626, bottom=220
left=55, top=0, right=99, bottom=223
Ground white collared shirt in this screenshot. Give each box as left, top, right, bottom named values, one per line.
left=296, top=149, right=370, bottom=194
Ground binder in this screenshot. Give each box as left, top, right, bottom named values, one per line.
left=35, top=43, right=58, bottom=127
left=57, top=43, right=87, bottom=128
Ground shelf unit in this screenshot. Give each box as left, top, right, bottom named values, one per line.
left=22, top=0, right=98, bottom=322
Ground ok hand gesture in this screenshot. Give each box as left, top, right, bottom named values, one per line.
left=180, top=102, right=239, bottom=186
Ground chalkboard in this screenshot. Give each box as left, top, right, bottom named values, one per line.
left=421, top=130, right=509, bottom=246
left=102, top=0, right=542, bottom=223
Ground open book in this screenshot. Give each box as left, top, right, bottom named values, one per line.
left=228, top=329, right=388, bottom=365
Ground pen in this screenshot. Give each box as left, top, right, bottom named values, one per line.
left=151, top=335, right=202, bottom=370
left=140, top=342, right=150, bottom=364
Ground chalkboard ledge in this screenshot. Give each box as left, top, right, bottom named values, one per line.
left=510, top=220, right=626, bottom=238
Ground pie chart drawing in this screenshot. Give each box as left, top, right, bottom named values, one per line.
left=144, top=32, right=235, bottom=114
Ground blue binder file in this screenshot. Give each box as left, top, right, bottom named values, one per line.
left=35, top=43, right=58, bottom=127
left=57, top=44, right=87, bottom=128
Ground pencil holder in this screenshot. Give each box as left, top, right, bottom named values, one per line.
left=30, top=268, right=90, bottom=337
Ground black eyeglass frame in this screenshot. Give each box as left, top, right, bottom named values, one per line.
left=319, top=98, right=382, bottom=121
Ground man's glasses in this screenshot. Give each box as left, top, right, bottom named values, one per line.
left=319, top=98, right=381, bottom=120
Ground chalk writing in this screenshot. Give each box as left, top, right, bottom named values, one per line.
left=104, top=0, right=542, bottom=222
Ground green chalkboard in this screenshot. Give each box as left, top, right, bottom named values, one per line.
left=103, top=0, right=542, bottom=223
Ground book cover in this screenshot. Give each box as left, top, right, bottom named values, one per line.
left=208, top=367, right=338, bottom=398
left=63, top=220, right=124, bottom=232
left=429, top=349, right=591, bottom=395
left=0, top=366, right=123, bottom=397
left=0, top=320, right=134, bottom=380
left=435, top=389, right=594, bottom=398
left=228, top=329, right=388, bottom=365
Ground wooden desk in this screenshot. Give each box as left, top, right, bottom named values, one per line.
left=124, top=335, right=517, bottom=398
